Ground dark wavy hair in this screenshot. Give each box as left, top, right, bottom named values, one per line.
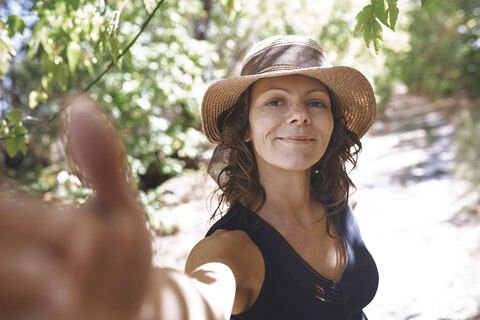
left=210, top=84, right=362, bottom=230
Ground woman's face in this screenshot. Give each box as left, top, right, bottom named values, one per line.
left=246, top=74, right=334, bottom=173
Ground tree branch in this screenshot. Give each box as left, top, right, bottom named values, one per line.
left=0, top=0, right=167, bottom=142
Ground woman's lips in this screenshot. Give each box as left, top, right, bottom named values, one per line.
left=277, top=136, right=316, bottom=143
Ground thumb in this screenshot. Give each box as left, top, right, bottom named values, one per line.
left=63, top=93, right=133, bottom=210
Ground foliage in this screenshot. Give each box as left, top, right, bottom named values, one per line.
left=1, top=11, right=28, bottom=158
left=2, top=110, right=28, bottom=158
left=0, top=0, right=438, bottom=165
left=1, top=0, right=477, bottom=218
left=354, top=0, right=399, bottom=54
left=379, top=0, right=480, bottom=99
left=0, top=15, right=24, bottom=75
left=352, top=0, right=446, bottom=54
left=1, top=0, right=214, bottom=192
left=421, top=0, right=443, bottom=18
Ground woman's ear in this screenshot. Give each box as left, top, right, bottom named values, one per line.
left=244, top=130, right=251, bottom=142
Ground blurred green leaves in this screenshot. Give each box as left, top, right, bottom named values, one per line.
left=381, top=0, right=480, bottom=98
left=354, top=0, right=398, bottom=54
left=0, top=30, right=14, bottom=76
left=421, top=0, right=442, bottom=18
left=2, top=110, right=28, bottom=158
left=5, top=15, right=26, bottom=38
left=0, top=14, right=25, bottom=77
left=0, top=13, right=28, bottom=159
left=5, top=126, right=28, bottom=158
left=66, top=42, right=82, bottom=73
left=25, top=2, right=124, bottom=108
left=1, top=0, right=216, bottom=202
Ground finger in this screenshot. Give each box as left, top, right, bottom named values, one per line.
left=63, top=93, right=134, bottom=210
left=61, top=94, right=152, bottom=318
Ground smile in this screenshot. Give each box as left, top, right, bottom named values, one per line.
left=278, top=136, right=316, bottom=143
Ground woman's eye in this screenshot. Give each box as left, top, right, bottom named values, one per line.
left=307, top=101, right=325, bottom=108
left=266, top=100, right=281, bottom=106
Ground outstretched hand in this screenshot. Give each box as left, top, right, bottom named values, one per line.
left=0, top=93, right=152, bottom=320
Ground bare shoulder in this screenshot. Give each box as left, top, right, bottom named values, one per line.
left=185, top=229, right=265, bottom=313
left=185, top=229, right=262, bottom=274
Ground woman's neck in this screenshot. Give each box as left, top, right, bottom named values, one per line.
left=254, top=165, right=323, bottom=229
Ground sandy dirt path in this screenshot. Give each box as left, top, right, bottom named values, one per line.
left=352, top=92, right=480, bottom=319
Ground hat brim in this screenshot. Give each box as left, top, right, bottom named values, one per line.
left=201, top=66, right=377, bottom=144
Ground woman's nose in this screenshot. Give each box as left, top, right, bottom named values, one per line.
left=287, top=102, right=310, bottom=125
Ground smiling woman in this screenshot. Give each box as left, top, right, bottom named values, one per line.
left=191, top=35, right=379, bottom=319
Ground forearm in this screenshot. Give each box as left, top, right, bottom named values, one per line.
left=138, top=264, right=235, bottom=320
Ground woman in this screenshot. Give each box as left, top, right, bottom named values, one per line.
left=0, top=35, right=378, bottom=320
left=181, top=35, right=379, bottom=319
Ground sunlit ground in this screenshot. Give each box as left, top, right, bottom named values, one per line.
left=353, top=90, right=480, bottom=319
left=152, top=90, right=480, bottom=319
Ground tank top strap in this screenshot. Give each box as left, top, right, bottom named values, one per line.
left=206, top=203, right=278, bottom=318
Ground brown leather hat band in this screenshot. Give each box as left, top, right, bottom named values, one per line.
left=240, top=43, right=332, bottom=76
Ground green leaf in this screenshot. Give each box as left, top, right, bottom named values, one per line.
left=84, top=58, right=96, bottom=78
left=355, top=3, right=385, bottom=54
left=26, top=36, right=40, bottom=60
left=354, top=5, right=373, bottom=35
left=421, top=0, right=442, bottom=18
left=29, top=90, right=40, bottom=109
left=363, top=17, right=383, bottom=54
left=67, top=41, right=82, bottom=73
left=67, top=0, right=81, bottom=11
left=5, top=139, right=19, bottom=158
left=372, top=20, right=384, bottom=54
left=363, top=19, right=374, bottom=47
left=220, top=0, right=240, bottom=20
left=221, top=0, right=235, bottom=13
left=39, top=28, right=54, bottom=57
left=5, top=125, right=28, bottom=158
left=53, top=63, right=69, bottom=91
left=28, top=90, right=48, bottom=109
left=7, top=109, right=21, bottom=125
left=41, top=75, right=53, bottom=94
left=0, top=29, right=15, bottom=76
left=386, top=0, right=399, bottom=31
left=6, top=15, right=25, bottom=38
left=372, top=0, right=388, bottom=27
left=0, top=59, right=6, bottom=76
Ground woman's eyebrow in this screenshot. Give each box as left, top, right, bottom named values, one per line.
left=260, top=87, right=290, bottom=93
left=261, top=88, right=328, bottom=93
left=305, top=88, right=329, bottom=95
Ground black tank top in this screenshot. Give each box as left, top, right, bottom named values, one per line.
left=205, top=202, right=378, bottom=320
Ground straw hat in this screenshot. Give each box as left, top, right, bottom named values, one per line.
left=201, top=35, right=377, bottom=144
